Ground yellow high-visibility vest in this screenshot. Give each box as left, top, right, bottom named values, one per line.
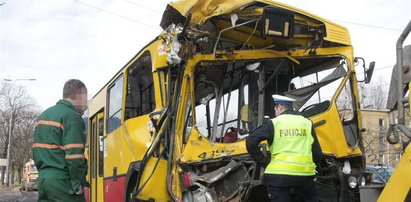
left=265, top=114, right=316, bottom=176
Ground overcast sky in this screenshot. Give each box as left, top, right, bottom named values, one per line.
left=1, top=0, right=410, bottom=110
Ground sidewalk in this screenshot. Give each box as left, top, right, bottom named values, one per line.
left=0, top=186, right=22, bottom=202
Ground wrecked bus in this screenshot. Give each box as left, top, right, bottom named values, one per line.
left=84, top=0, right=374, bottom=201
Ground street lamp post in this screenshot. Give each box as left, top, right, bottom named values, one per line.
left=2, top=78, right=36, bottom=187
left=5, top=111, right=13, bottom=187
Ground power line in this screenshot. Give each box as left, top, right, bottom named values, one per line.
left=123, top=0, right=163, bottom=14
left=73, top=0, right=403, bottom=34
left=72, top=0, right=162, bottom=31
left=332, top=19, right=403, bottom=32
left=374, top=65, right=394, bottom=70
left=357, top=65, right=394, bottom=75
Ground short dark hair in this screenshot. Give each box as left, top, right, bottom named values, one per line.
left=63, top=79, right=87, bottom=99
left=277, top=104, right=293, bottom=110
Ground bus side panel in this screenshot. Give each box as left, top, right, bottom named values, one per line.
left=136, top=159, right=170, bottom=201
left=104, top=176, right=127, bottom=202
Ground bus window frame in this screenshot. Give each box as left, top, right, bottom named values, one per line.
left=81, top=108, right=89, bottom=146
left=125, top=50, right=155, bottom=120
left=98, top=116, right=104, bottom=177
left=106, top=74, right=125, bottom=134
left=91, top=118, right=97, bottom=179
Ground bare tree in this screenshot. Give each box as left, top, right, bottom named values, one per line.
left=0, top=82, right=39, bottom=186
left=11, top=109, right=39, bottom=185
left=359, top=77, right=388, bottom=110
left=336, top=79, right=354, bottom=121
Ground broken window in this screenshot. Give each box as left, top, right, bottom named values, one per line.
left=336, top=77, right=360, bottom=148
left=194, top=62, right=260, bottom=142
left=285, top=59, right=348, bottom=117
left=193, top=59, right=292, bottom=142
left=336, top=78, right=355, bottom=121
left=191, top=57, right=351, bottom=142
left=125, top=51, right=155, bottom=120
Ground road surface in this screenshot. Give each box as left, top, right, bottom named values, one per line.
left=0, top=188, right=37, bottom=202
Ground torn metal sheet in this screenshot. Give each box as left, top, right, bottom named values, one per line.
left=160, top=0, right=351, bottom=46
left=197, top=160, right=241, bottom=184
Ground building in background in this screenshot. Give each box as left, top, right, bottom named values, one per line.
left=361, top=109, right=408, bottom=167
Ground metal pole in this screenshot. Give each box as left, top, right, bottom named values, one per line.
left=5, top=112, right=13, bottom=187
left=258, top=63, right=265, bottom=126
left=316, top=72, right=321, bottom=103
left=396, top=20, right=411, bottom=124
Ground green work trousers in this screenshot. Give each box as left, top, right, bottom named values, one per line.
left=38, top=178, right=85, bottom=202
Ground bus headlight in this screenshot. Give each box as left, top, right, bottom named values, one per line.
left=348, top=176, right=357, bottom=188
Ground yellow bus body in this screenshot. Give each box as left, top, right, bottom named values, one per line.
left=22, top=159, right=38, bottom=191
left=83, top=1, right=372, bottom=201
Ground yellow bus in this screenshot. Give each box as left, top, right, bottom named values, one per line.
left=21, top=159, right=38, bottom=191
left=84, top=0, right=375, bottom=201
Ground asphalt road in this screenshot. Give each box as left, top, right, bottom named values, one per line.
left=18, top=191, right=37, bottom=202
left=0, top=189, right=37, bottom=202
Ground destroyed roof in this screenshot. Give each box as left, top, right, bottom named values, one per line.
left=160, top=0, right=351, bottom=46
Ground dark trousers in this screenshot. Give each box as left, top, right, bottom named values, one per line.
left=264, top=174, right=317, bottom=202
left=38, top=178, right=85, bottom=202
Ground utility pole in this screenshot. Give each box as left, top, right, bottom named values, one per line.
left=5, top=110, right=13, bottom=187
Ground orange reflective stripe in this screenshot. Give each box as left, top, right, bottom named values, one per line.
left=32, top=143, right=84, bottom=150
left=36, top=120, right=64, bottom=130
left=65, top=154, right=85, bottom=159
left=32, top=143, right=60, bottom=149
left=61, top=144, right=84, bottom=150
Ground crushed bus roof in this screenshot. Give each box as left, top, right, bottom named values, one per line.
left=161, top=0, right=351, bottom=46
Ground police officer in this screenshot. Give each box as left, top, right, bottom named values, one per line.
left=246, top=94, right=323, bottom=202
left=33, top=79, right=88, bottom=202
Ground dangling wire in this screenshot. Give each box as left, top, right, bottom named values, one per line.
left=241, top=17, right=262, bottom=49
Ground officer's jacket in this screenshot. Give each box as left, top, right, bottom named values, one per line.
left=246, top=110, right=323, bottom=169
left=33, top=99, right=87, bottom=193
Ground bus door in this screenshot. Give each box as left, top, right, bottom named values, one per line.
left=90, top=112, right=105, bottom=202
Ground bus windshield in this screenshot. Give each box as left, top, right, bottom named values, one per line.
left=193, top=57, right=349, bottom=142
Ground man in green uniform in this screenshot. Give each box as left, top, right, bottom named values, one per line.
left=246, top=94, right=323, bottom=202
left=33, top=79, right=88, bottom=202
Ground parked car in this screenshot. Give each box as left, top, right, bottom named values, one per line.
left=365, top=166, right=394, bottom=184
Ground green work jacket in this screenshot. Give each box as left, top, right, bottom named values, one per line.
left=33, top=100, right=88, bottom=194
